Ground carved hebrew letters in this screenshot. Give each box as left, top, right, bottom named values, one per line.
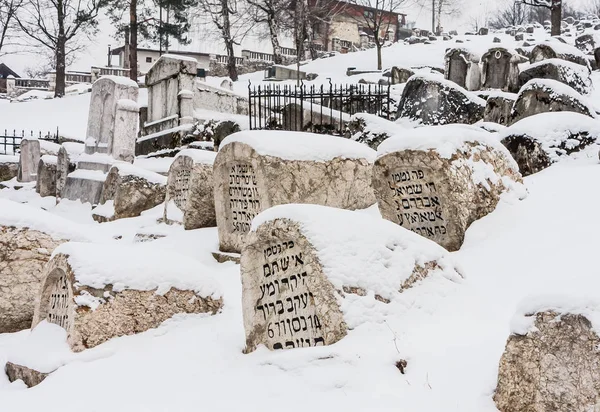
left=46, top=273, right=72, bottom=331
left=227, top=163, right=261, bottom=234
left=387, top=167, right=448, bottom=241
left=173, top=169, right=191, bottom=209
left=255, top=240, right=324, bottom=350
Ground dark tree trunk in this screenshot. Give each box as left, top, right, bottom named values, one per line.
left=129, top=0, right=138, bottom=81
left=267, top=11, right=283, bottom=65
left=55, top=0, right=66, bottom=98
left=226, top=40, right=238, bottom=81
left=376, top=43, right=382, bottom=70
left=551, top=1, right=562, bottom=36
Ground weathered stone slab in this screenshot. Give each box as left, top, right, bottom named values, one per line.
left=373, top=125, right=524, bottom=251
left=242, top=204, right=462, bottom=352
left=5, top=361, right=49, bottom=388
left=32, top=243, right=223, bottom=352
left=530, top=42, right=591, bottom=68
left=494, top=301, right=600, bottom=412
left=163, top=149, right=216, bottom=229
left=481, top=47, right=527, bottom=93
left=390, top=66, right=415, bottom=84
left=482, top=92, right=517, bottom=126
left=0, top=155, right=19, bottom=182
left=499, top=112, right=600, bottom=176
left=214, top=131, right=376, bottom=253
left=511, top=78, right=596, bottom=124
left=36, top=155, right=57, bottom=197
left=444, top=47, right=481, bottom=90
left=396, top=74, right=485, bottom=125
left=62, top=169, right=107, bottom=205
left=17, top=138, right=40, bottom=183
left=519, top=58, right=592, bottom=95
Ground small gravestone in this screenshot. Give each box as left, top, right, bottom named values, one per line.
left=481, top=47, right=527, bottom=93
left=56, top=143, right=84, bottom=199
left=444, top=48, right=481, bottom=90
left=531, top=42, right=591, bottom=68
left=396, top=74, right=485, bottom=125
left=0, top=155, right=19, bottom=182
left=214, top=131, right=376, bottom=253
left=17, top=139, right=41, bottom=183
left=519, top=58, right=592, bottom=95
left=499, top=111, right=600, bottom=176
left=372, top=125, right=524, bottom=251
left=36, top=155, right=57, bottom=197
left=390, top=66, right=415, bottom=84
left=483, top=92, right=517, bottom=126
left=163, top=149, right=217, bottom=229
left=494, top=301, right=600, bottom=412
left=32, top=243, right=223, bottom=352
left=511, top=78, right=596, bottom=124
left=242, top=204, right=462, bottom=352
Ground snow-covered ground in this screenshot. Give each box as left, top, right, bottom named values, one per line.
left=2, top=26, right=600, bottom=411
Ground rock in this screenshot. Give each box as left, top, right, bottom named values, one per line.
left=526, top=26, right=534, bottom=33
left=372, top=125, right=524, bottom=251
left=396, top=74, right=485, bottom=125
left=17, top=138, right=40, bottom=183
left=36, top=155, right=57, bottom=197
left=0, top=226, right=65, bottom=333
left=515, top=33, right=524, bottom=41
left=31, top=244, right=223, bottom=352
left=494, top=305, right=600, bottom=412
left=493, top=37, right=501, bottom=43
left=213, top=131, right=376, bottom=253
left=511, top=79, right=596, bottom=124
left=93, top=163, right=167, bottom=222
left=0, top=156, right=18, bottom=182
left=163, top=149, right=216, bottom=230
left=499, top=112, right=600, bottom=176
left=483, top=92, right=517, bottom=126
left=478, top=27, right=489, bottom=35
left=5, top=362, right=49, bottom=388
left=530, top=42, right=591, bottom=68
left=241, top=204, right=462, bottom=352
left=575, top=33, right=598, bottom=54
left=519, top=58, right=592, bottom=95
left=481, top=47, right=527, bottom=93
left=390, top=66, right=415, bottom=84
left=444, top=47, right=481, bottom=90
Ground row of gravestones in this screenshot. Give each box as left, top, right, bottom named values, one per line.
left=5, top=128, right=596, bottom=411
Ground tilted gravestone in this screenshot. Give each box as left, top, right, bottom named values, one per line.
left=444, top=47, right=481, bottom=91
left=241, top=204, right=462, bottom=352
left=519, top=58, right=592, bottom=95
left=32, top=242, right=223, bottom=352
left=213, top=131, right=377, bottom=253
left=494, top=300, right=600, bottom=412
left=481, top=47, right=527, bottom=93
left=163, top=149, right=217, bottom=229
left=36, top=155, right=57, bottom=197
left=510, top=78, right=596, bottom=124
left=372, top=125, right=524, bottom=251
left=499, top=111, right=600, bottom=176
left=17, top=139, right=41, bottom=183
left=56, top=143, right=84, bottom=199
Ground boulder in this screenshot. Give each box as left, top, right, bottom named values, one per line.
left=213, top=131, right=376, bottom=253
left=0, top=155, right=18, bottom=182
left=575, top=33, right=600, bottom=54
left=444, top=47, right=481, bottom=90
left=511, top=79, right=596, bottom=124
left=530, top=42, right=591, bottom=68
left=482, top=92, right=517, bottom=126
left=396, top=74, right=485, bottom=125
left=519, top=58, right=592, bottom=95
left=373, top=125, right=524, bottom=251
left=31, top=242, right=223, bottom=352
left=163, top=149, right=217, bottom=230
left=499, top=112, right=600, bottom=176
left=93, top=163, right=167, bottom=222
left=494, top=300, right=600, bottom=412
left=36, top=155, right=57, bottom=197
left=481, top=47, right=527, bottom=93
left=241, top=204, right=462, bottom=352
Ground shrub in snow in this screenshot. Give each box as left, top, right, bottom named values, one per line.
left=373, top=125, right=525, bottom=251
left=344, top=113, right=403, bottom=149
left=162, top=149, right=216, bottom=230
left=396, top=74, right=485, bottom=125
left=530, top=42, right=591, bottom=69
left=482, top=92, right=517, bottom=126
left=241, top=204, right=462, bottom=352
left=186, top=119, right=241, bottom=151
left=494, top=298, right=600, bottom=412
left=499, top=112, right=600, bottom=176
left=32, top=242, right=223, bottom=352
left=481, top=47, right=527, bottom=93
left=36, top=155, right=57, bottom=197
left=92, top=162, right=167, bottom=223
left=444, top=47, right=481, bottom=91
left=214, top=131, right=376, bottom=253
left=511, top=78, right=597, bottom=124
left=519, top=58, right=592, bottom=95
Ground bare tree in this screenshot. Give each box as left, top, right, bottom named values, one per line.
left=0, top=0, right=22, bottom=56
left=587, top=0, right=600, bottom=16
left=247, top=0, right=289, bottom=64
left=16, top=0, right=105, bottom=97
left=489, top=0, right=527, bottom=29
left=521, top=0, right=561, bottom=35
left=416, top=0, right=462, bottom=34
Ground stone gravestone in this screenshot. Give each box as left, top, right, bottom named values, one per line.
left=17, top=138, right=40, bottom=183
left=241, top=204, right=462, bottom=352
left=481, top=47, right=527, bottom=93
left=36, top=155, right=57, bottom=197
left=482, top=92, right=517, bottom=126
left=213, top=131, right=377, bottom=253
left=510, top=78, right=596, bottom=124
left=519, top=58, right=592, bottom=95
left=372, top=125, right=524, bottom=251
left=494, top=300, right=600, bottom=412
left=530, top=42, right=591, bottom=68
left=62, top=76, right=139, bottom=205
left=163, top=149, right=217, bottom=229
left=444, top=47, right=481, bottom=90
left=32, top=242, right=223, bottom=352
left=56, top=143, right=84, bottom=199
left=0, top=155, right=18, bottom=182
left=390, top=66, right=415, bottom=84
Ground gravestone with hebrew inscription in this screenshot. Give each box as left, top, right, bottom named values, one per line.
left=163, top=149, right=217, bottom=229
left=372, top=125, right=524, bottom=251
left=241, top=203, right=462, bottom=352
left=214, top=130, right=376, bottom=253
left=32, top=242, right=223, bottom=352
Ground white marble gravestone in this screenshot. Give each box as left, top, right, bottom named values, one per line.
left=17, top=139, right=40, bottom=183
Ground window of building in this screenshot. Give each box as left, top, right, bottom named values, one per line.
left=146, top=57, right=152, bottom=63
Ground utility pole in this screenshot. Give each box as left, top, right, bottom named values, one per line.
left=431, top=0, right=435, bottom=34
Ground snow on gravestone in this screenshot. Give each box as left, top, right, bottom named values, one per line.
left=164, top=149, right=217, bottom=229
left=518, top=58, right=592, bottom=95
left=444, top=47, right=481, bottom=91
left=499, top=112, right=600, bottom=176
left=32, top=242, right=223, bottom=352
left=510, top=78, right=597, bottom=124
left=17, top=138, right=40, bottom=183
left=372, top=125, right=525, bottom=252
left=241, top=204, right=462, bottom=352
left=530, top=42, right=591, bottom=68
left=213, top=131, right=376, bottom=253
left=494, top=298, right=600, bottom=412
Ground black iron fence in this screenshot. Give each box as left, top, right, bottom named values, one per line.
left=0, top=129, right=60, bottom=155
left=248, top=82, right=392, bottom=135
